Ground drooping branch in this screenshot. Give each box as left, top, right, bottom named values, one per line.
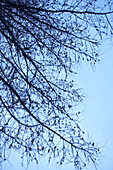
left=0, top=75, right=94, bottom=155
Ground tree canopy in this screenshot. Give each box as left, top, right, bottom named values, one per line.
left=0, top=0, right=113, bottom=169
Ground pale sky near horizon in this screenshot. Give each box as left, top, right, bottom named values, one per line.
left=2, top=39, right=113, bottom=170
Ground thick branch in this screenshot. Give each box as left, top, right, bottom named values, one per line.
left=1, top=4, right=113, bottom=15
left=0, top=95, right=38, bottom=128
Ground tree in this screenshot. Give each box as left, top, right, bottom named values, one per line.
left=0, top=0, right=113, bottom=169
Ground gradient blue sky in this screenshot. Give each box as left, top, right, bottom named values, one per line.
left=2, top=40, right=113, bottom=170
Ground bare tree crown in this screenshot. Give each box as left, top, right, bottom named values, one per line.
left=0, top=0, right=113, bottom=169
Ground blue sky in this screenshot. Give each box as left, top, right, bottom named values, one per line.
left=2, top=41, right=113, bottom=170
left=76, top=41, right=113, bottom=170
